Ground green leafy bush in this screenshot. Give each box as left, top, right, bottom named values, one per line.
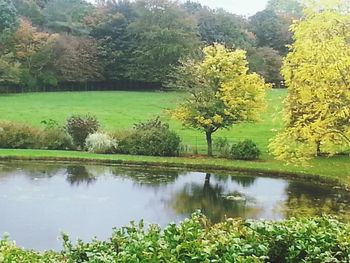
left=85, top=132, right=117, bottom=154
left=0, top=122, right=43, bottom=149
left=40, top=128, right=73, bottom=150
left=40, top=119, right=73, bottom=150
left=116, top=118, right=181, bottom=156
left=230, top=139, right=261, bottom=160
left=66, top=114, right=100, bottom=149
left=1, top=214, right=350, bottom=262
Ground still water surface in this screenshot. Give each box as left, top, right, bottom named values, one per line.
left=0, top=161, right=349, bottom=250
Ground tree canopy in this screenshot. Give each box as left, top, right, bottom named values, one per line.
left=171, top=44, right=270, bottom=156
left=0, top=0, right=295, bottom=89
left=269, top=3, right=350, bottom=163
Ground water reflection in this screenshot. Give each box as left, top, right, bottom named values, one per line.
left=171, top=173, right=261, bottom=223
left=0, top=161, right=349, bottom=250
left=66, top=166, right=97, bottom=186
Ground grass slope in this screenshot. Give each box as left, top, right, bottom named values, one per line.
left=0, top=90, right=349, bottom=185
left=0, top=90, right=283, bottom=153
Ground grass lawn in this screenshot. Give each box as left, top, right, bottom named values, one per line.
left=0, top=90, right=349, bottom=185
left=0, top=89, right=284, bottom=154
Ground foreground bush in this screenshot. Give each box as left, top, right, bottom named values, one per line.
left=66, top=115, right=100, bottom=149
left=0, top=214, right=349, bottom=262
left=230, top=139, right=261, bottom=160
left=117, top=118, right=181, bottom=156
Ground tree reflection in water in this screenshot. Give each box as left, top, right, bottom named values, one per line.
left=66, top=166, right=97, bottom=186
left=171, top=173, right=261, bottom=223
left=277, top=181, right=350, bottom=221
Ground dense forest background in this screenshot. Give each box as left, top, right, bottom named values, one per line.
left=0, top=0, right=303, bottom=90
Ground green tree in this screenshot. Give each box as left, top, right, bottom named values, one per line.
left=87, top=0, right=136, bottom=80
left=0, top=0, right=18, bottom=34
left=171, top=44, right=270, bottom=156
left=126, top=0, right=201, bottom=83
left=249, top=9, right=292, bottom=54
left=43, top=0, right=92, bottom=35
left=53, top=35, right=103, bottom=82
left=266, top=0, right=303, bottom=17
left=247, top=47, right=283, bottom=87
left=13, top=0, right=45, bottom=26
left=0, top=55, right=21, bottom=85
left=269, top=4, right=350, bottom=163
left=184, top=4, right=253, bottom=49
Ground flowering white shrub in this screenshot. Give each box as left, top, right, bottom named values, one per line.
left=85, top=132, right=117, bottom=154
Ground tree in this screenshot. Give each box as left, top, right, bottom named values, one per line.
left=0, top=55, right=21, bottom=85
left=126, top=0, right=201, bottom=83
left=249, top=9, right=292, bottom=54
left=13, top=0, right=45, bottom=26
left=0, top=0, right=18, bottom=34
left=247, top=47, right=283, bottom=87
left=87, top=0, right=137, bottom=80
left=266, top=0, right=303, bottom=17
left=269, top=5, right=350, bottom=163
left=43, top=0, right=93, bottom=35
left=53, top=35, right=103, bottom=82
left=171, top=44, right=270, bottom=156
left=185, top=4, right=254, bottom=49
left=11, top=19, right=59, bottom=88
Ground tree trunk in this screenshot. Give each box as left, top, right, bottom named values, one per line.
left=206, top=131, right=213, bottom=156
left=316, top=141, right=321, bottom=156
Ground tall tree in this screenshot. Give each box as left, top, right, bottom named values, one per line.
left=13, top=0, right=45, bottom=26
left=184, top=4, right=253, bottom=49
left=0, top=0, right=18, bottom=34
left=171, top=44, right=270, bottom=156
left=53, top=35, right=103, bottom=82
left=266, top=0, right=303, bottom=17
left=126, top=0, right=201, bottom=83
left=249, top=9, right=292, bottom=54
left=247, top=47, right=283, bottom=87
left=87, top=0, right=136, bottom=80
left=43, top=0, right=92, bottom=35
left=11, top=19, right=59, bottom=88
left=269, top=4, right=350, bottom=163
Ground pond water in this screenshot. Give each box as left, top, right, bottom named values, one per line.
left=0, top=161, right=349, bottom=251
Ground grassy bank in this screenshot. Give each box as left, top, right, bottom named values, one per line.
left=0, top=90, right=349, bottom=185
left=0, top=149, right=349, bottom=188
left=0, top=89, right=283, bottom=154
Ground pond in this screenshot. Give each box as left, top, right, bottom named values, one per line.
left=0, top=161, right=349, bottom=251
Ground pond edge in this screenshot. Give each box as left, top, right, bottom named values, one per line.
left=0, top=154, right=348, bottom=192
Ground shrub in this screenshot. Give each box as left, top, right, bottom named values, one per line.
left=230, top=139, right=261, bottom=160
left=2, top=214, right=349, bottom=262
left=66, top=114, right=100, bottom=149
left=214, top=137, right=231, bottom=157
left=85, top=132, right=117, bottom=154
left=116, top=118, right=181, bottom=156
left=41, top=128, right=73, bottom=150
left=0, top=122, right=43, bottom=149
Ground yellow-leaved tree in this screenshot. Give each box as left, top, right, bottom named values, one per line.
left=269, top=0, right=350, bottom=163
left=171, top=44, right=270, bottom=156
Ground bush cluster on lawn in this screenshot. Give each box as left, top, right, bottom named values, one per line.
left=85, top=132, right=116, bottom=154
left=1, top=214, right=349, bottom=262
left=115, top=117, right=181, bottom=157
left=215, top=138, right=261, bottom=160
left=230, top=139, right=261, bottom=160
left=0, top=122, right=72, bottom=150
left=0, top=116, right=181, bottom=157
left=66, top=115, right=100, bottom=149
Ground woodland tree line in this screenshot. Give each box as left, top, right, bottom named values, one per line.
left=0, top=0, right=303, bottom=90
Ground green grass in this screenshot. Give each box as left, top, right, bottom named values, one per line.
left=0, top=90, right=349, bottom=185
left=0, top=89, right=283, bottom=154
